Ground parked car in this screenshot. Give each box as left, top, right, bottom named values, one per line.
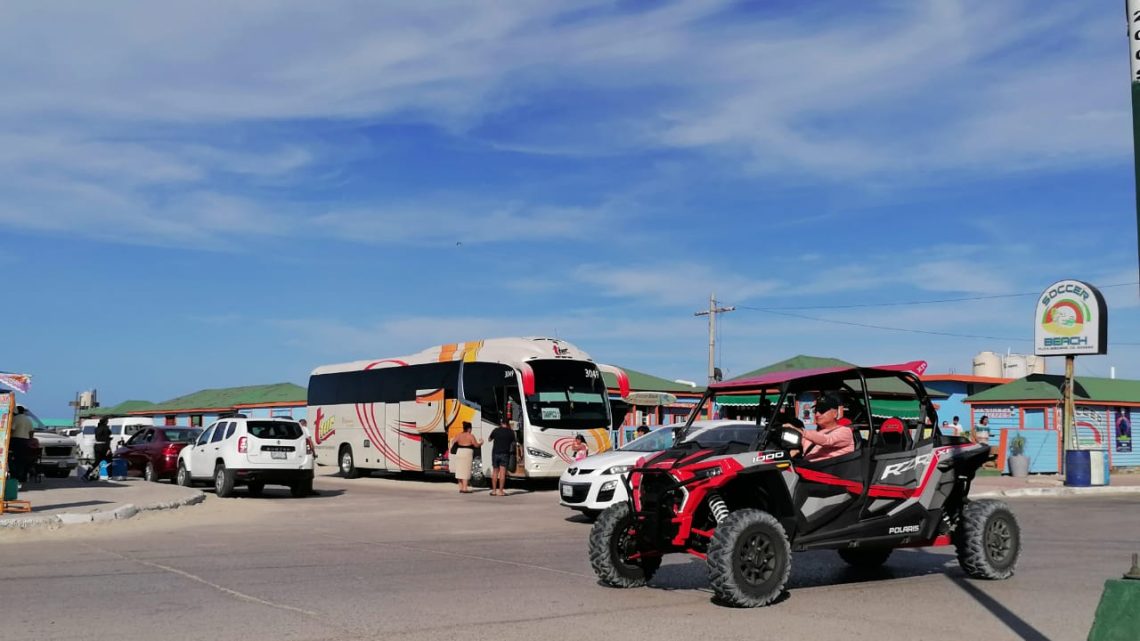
left=30, top=430, right=78, bottom=478
left=176, top=417, right=315, bottom=498
left=559, top=420, right=760, bottom=519
left=113, top=427, right=202, bottom=482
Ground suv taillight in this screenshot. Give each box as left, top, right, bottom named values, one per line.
left=238, top=436, right=248, bottom=453
left=305, top=438, right=314, bottom=455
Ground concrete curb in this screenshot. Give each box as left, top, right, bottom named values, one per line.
left=0, top=490, right=206, bottom=530
left=975, top=485, right=1140, bottom=499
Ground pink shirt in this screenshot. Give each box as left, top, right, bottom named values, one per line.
left=802, top=425, right=854, bottom=461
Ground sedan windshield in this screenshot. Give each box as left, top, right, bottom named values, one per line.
left=163, top=429, right=201, bottom=443
left=620, top=428, right=676, bottom=452
left=684, top=425, right=762, bottom=449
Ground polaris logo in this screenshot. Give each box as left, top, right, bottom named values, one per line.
left=889, top=524, right=921, bottom=535
left=882, top=453, right=933, bottom=479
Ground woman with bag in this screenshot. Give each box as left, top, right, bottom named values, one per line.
left=449, top=422, right=482, bottom=494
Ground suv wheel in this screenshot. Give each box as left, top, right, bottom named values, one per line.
left=707, top=509, right=791, bottom=607
left=214, top=463, right=236, bottom=498
left=955, top=499, right=1020, bottom=579
left=838, top=547, right=892, bottom=569
left=176, top=463, right=193, bottom=487
left=340, top=446, right=360, bottom=479
left=144, top=462, right=158, bottom=483
left=589, top=503, right=660, bottom=587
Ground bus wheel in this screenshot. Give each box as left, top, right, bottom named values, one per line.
left=340, top=445, right=360, bottom=479
left=469, top=457, right=490, bottom=488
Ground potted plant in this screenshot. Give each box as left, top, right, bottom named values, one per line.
left=1009, top=434, right=1030, bottom=477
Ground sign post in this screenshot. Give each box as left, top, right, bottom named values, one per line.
left=0, top=372, right=33, bottom=513
left=1034, top=280, right=1108, bottom=485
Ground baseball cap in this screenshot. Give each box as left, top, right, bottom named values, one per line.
left=813, top=394, right=841, bottom=413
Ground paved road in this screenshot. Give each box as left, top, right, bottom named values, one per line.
left=2, top=471, right=1136, bottom=641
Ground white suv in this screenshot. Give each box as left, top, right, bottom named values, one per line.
left=176, top=418, right=315, bottom=497
left=558, top=420, right=760, bottom=519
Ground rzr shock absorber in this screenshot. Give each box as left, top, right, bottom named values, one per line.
left=708, top=492, right=729, bottom=524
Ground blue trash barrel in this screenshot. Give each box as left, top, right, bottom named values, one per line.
left=1065, top=450, right=1091, bottom=487
left=111, top=458, right=128, bottom=479
left=98, top=460, right=110, bottom=480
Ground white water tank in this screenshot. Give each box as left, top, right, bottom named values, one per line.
left=1003, top=354, right=1029, bottom=379
left=1027, top=355, right=1046, bottom=374
left=973, top=352, right=1002, bottom=378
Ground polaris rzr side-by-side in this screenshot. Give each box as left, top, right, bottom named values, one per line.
left=588, top=361, right=1021, bottom=607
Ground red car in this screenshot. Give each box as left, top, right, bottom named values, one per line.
left=114, top=427, right=203, bottom=482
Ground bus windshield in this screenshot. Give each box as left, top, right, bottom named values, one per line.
left=525, top=360, right=609, bottom=430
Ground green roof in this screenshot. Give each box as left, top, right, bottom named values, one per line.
left=603, top=367, right=704, bottom=394
left=81, top=399, right=156, bottom=418
left=141, top=383, right=306, bottom=414
left=733, top=355, right=855, bottom=380
left=732, top=355, right=947, bottom=399
left=966, top=374, right=1140, bottom=405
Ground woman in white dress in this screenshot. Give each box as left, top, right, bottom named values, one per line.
left=450, top=421, right=483, bottom=493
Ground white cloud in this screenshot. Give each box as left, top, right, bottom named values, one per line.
left=570, top=262, right=782, bottom=306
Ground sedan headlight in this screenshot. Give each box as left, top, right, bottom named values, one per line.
left=603, top=465, right=632, bottom=475
left=526, top=447, right=553, bottom=458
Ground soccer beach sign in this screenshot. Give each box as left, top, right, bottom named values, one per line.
left=1034, top=280, right=1108, bottom=356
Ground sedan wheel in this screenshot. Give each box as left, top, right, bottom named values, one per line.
left=144, top=462, right=158, bottom=483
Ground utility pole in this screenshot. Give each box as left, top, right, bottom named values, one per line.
left=694, top=293, right=735, bottom=385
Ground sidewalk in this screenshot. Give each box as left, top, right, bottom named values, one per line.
left=972, top=471, right=1140, bottom=498
left=0, top=475, right=205, bottom=529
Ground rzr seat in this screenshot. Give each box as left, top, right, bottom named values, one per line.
left=877, top=417, right=910, bottom=453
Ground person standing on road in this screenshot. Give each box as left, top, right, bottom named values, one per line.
left=450, top=421, right=482, bottom=494
left=488, top=420, right=515, bottom=496
left=9, top=406, right=35, bottom=489
left=86, top=417, right=112, bottom=481
left=950, top=416, right=964, bottom=436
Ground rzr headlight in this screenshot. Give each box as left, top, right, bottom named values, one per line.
left=692, top=466, right=722, bottom=480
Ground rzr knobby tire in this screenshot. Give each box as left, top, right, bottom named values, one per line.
left=707, top=509, right=791, bottom=607
left=589, top=503, right=660, bottom=588
left=955, top=499, right=1021, bottom=580
left=838, top=547, right=893, bottom=569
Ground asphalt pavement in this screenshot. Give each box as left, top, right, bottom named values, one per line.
left=2, top=470, right=1137, bottom=641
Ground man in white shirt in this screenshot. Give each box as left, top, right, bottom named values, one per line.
left=9, top=405, right=35, bottom=487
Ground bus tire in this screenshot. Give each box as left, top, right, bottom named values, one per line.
left=469, top=457, right=490, bottom=488
left=340, top=445, right=360, bottom=479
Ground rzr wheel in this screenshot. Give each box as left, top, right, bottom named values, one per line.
left=589, top=503, right=660, bottom=587
left=838, top=547, right=893, bottom=569
left=707, top=509, right=791, bottom=607
left=955, top=499, right=1020, bottom=580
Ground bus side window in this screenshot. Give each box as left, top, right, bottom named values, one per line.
left=462, top=363, right=513, bottom=425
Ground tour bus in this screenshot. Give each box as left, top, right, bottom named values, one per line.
left=307, top=337, right=629, bottom=482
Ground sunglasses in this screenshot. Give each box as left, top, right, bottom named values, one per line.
left=813, top=406, right=834, bottom=414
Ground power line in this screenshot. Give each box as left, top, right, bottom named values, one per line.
left=741, top=281, right=1139, bottom=311
left=739, top=306, right=1140, bottom=346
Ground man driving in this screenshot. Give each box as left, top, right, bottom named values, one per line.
left=790, top=393, right=855, bottom=462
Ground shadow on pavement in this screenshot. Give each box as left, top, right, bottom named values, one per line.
left=948, top=574, right=1049, bottom=641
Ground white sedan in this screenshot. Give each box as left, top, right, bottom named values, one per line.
left=558, top=420, right=759, bottom=519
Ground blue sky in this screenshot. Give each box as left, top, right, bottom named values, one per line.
left=3, top=1, right=1138, bottom=418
